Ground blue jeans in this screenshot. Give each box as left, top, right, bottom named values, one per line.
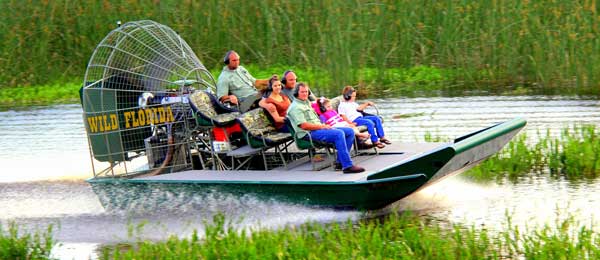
left=277, top=124, right=290, bottom=133
left=308, top=127, right=355, bottom=169
left=354, top=115, right=385, bottom=143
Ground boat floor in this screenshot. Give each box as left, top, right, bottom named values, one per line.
left=135, top=142, right=447, bottom=183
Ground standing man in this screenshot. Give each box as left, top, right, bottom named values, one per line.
left=286, top=83, right=365, bottom=174
left=216, top=50, right=270, bottom=112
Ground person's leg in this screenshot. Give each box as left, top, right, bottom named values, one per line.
left=309, top=129, right=353, bottom=169
left=354, top=117, right=378, bottom=143
left=363, top=115, right=385, bottom=138
left=338, top=127, right=355, bottom=152
left=278, top=124, right=290, bottom=133
left=240, top=96, right=260, bottom=112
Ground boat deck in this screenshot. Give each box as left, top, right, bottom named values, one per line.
left=134, top=142, right=447, bottom=183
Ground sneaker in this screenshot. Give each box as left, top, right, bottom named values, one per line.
left=343, top=165, right=365, bottom=174
left=334, top=163, right=342, bottom=171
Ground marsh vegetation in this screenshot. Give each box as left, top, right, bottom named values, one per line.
left=1, top=0, right=599, bottom=96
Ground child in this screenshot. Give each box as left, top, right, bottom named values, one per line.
left=337, top=86, right=389, bottom=148
left=315, top=97, right=370, bottom=141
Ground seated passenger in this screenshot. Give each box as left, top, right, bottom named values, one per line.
left=280, top=70, right=316, bottom=101
left=286, top=83, right=365, bottom=174
left=337, top=86, right=391, bottom=148
left=216, top=50, right=272, bottom=112
left=259, top=75, right=290, bottom=132
left=315, top=97, right=370, bottom=141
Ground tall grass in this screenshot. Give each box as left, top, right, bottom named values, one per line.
left=1, top=0, right=599, bottom=95
left=465, top=125, right=600, bottom=182
left=99, top=212, right=600, bottom=259
left=0, top=222, right=55, bottom=260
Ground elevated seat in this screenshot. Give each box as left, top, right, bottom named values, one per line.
left=188, top=90, right=242, bottom=170
left=237, top=108, right=293, bottom=169
left=189, top=90, right=240, bottom=127
left=285, top=118, right=336, bottom=170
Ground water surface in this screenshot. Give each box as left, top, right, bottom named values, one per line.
left=1, top=96, right=599, bottom=259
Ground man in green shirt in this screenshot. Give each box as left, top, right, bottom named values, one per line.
left=286, top=83, right=365, bottom=174
left=216, top=50, right=270, bottom=112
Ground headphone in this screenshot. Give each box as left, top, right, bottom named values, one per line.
left=281, top=70, right=294, bottom=85
left=343, top=87, right=355, bottom=101
left=318, top=97, right=327, bottom=113
left=266, top=76, right=278, bottom=92
left=223, top=50, right=234, bottom=65
left=292, top=83, right=311, bottom=98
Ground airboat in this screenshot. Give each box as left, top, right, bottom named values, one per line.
left=80, top=20, right=526, bottom=210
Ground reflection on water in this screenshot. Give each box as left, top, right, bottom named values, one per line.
left=0, top=96, right=599, bottom=259
left=0, top=104, right=92, bottom=182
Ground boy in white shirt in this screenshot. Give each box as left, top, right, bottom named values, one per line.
left=337, top=86, right=391, bottom=148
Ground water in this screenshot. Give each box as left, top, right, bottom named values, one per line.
left=1, top=96, right=599, bottom=259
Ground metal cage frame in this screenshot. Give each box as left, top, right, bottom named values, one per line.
left=81, top=20, right=215, bottom=178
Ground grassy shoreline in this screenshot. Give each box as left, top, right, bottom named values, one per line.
left=0, top=82, right=82, bottom=108
left=0, top=65, right=456, bottom=108
left=1, top=65, right=596, bottom=109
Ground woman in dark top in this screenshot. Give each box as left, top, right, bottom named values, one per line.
left=259, top=76, right=291, bottom=132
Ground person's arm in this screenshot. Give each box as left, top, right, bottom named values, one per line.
left=357, top=101, right=374, bottom=111
left=300, top=122, right=331, bottom=131
left=254, top=74, right=278, bottom=90
left=259, top=98, right=276, bottom=112
left=339, top=114, right=356, bottom=126
left=270, top=112, right=285, bottom=123
left=319, top=114, right=327, bottom=123
left=254, top=79, right=269, bottom=90
left=220, top=95, right=238, bottom=104
left=216, top=75, right=238, bottom=104
left=288, top=106, right=330, bottom=131
left=259, top=99, right=283, bottom=123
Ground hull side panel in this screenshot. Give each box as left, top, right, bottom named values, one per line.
left=90, top=174, right=428, bottom=210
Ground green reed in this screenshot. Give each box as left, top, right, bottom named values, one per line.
left=100, top=212, right=600, bottom=259
left=1, top=0, right=599, bottom=95
left=0, top=222, right=55, bottom=260
left=465, top=125, right=600, bottom=182
left=2, top=209, right=598, bottom=259
left=547, top=125, right=600, bottom=178
left=0, top=81, right=82, bottom=108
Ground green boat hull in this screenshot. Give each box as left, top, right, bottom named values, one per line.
left=88, top=118, right=526, bottom=210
